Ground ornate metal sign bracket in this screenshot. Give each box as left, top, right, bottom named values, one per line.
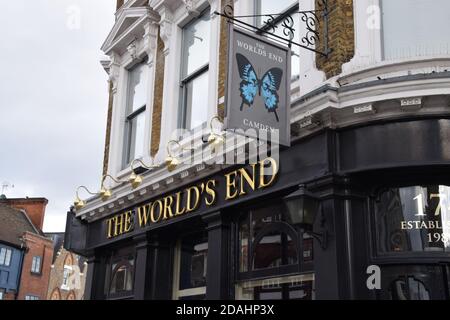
left=214, top=1, right=331, bottom=57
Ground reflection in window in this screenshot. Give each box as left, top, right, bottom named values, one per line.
left=375, top=185, right=450, bottom=253
left=238, top=202, right=314, bottom=278
left=124, top=61, right=147, bottom=166
left=180, top=9, right=210, bottom=129
left=253, top=232, right=297, bottom=269
left=390, top=277, right=430, bottom=300
left=382, top=0, right=450, bottom=60
left=174, top=232, right=208, bottom=300
left=110, top=259, right=134, bottom=295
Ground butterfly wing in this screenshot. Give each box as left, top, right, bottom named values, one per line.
left=236, top=53, right=259, bottom=110
left=260, top=68, right=283, bottom=121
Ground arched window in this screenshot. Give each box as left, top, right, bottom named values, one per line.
left=50, top=288, right=61, bottom=300
left=64, top=253, right=74, bottom=267
left=66, top=290, right=76, bottom=300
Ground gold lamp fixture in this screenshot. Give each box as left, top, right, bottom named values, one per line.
left=207, top=116, right=225, bottom=153
left=73, top=186, right=99, bottom=211
left=128, top=158, right=159, bottom=189
left=165, top=140, right=183, bottom=172
left=100, top=174, right=126, bottom=201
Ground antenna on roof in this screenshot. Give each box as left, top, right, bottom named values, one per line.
left=1, top=181, right=14, bottom=196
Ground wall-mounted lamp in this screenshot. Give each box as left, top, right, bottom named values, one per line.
left=165, top=140, right=183, bottom=172
left=283, top=186, right=328, bottom=249
left=207, top=116, right=225, bottom=153
left=73, top=186, right=99, bottom=211
left=100, top=174, right=126, bottom=201
left=128, top=158, right=159, bottom=189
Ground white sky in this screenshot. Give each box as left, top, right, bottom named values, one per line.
left=0, top=0, right=116, bottom=231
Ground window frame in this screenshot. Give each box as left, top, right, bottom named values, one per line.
left=122, top=59, right=148, bottom=168
left=234, top=200, right=314, bottom=282
left=178, top=8, right=211, bottom=130
left=30, top=256, right=42, bottom=275
left=105, top=246, right=136, bottom=300
left=172, top=232, right=209, bottom=300
left=368, top=181, right=450, bottom=265
left=0, top=248, right=12, bottom=267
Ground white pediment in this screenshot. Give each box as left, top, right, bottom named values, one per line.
left=101, top=7, right=160, bottom=55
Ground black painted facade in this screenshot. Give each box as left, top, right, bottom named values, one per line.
left=65, top=117, right=450, bottom=300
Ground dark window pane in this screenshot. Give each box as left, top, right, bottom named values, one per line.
left=179, top=233, right=208, bottom=290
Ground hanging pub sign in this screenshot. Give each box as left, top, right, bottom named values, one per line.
left=225, top=26, right=291, bottom=146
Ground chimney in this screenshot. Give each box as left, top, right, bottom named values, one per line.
left=0, top=198, right=48, bottom=231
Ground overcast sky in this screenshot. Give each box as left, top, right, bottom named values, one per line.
left=0, top=0, right=116, bottom=231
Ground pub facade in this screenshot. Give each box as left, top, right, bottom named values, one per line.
left=65, top=0, right=450, bottom=300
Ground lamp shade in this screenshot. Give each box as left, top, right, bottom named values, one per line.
left=283, top=187, right=319, bottom=227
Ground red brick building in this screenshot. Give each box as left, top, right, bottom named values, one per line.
left=0, top=197, right=53, bottom=300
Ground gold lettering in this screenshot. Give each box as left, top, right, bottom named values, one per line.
left=225, top=171, right=239, bottom=200
left=186, top=186, right=201, bottom=212
left=163, top=196, right=174, bottom=220
left=205, top=180, right=217, bottom=206
left=124, top=211, right=134, bottom=233
left=151, top=200, right=163, bottom=223
left=259, top=157, right=278, bottom=189
left=114, top=214, right=124, bottom=236
left=107, top=217, right=114, bottom=239
left=137, top=204, right=151, bottom=227
left=175, top=191, right=186, bottom=216
left=239, top=164, right=257, bottom=196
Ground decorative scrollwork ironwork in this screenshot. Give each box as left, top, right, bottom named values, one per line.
left=300, top=11, right=320, bottom=47
left=214, top=0, right=331, bottom=57
left=281, top=15, right=295, bottom=45
left=223, top=4, right=234, bottom=19
left=262, top=15, right=278, bottom=33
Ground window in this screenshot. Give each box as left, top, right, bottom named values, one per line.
left=31, top=256, right=41, bottom=274
left=105, top=248, right=135, bottom=299
left=256, top=0, right=300, bottom=80
left=0, top=248, right=12, bottom=267
left=0, top=290, right=4, bottom=300
left=25, top=295, right=39, bottom=300
left=374, top=185, right=450, bottom=253
left=381, top=0, right=450, bottom=60
left=180, top=9, right=211, bottom=130
left=173, top=232, right=208, bottom=300
left=61, top=266, right=71, bottom=290
left=123, top=61, right=148, bottom=167
left=236, top=202, right=315, bottom=300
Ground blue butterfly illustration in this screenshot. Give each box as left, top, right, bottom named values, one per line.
left=236, top=53, right=283, bottom=122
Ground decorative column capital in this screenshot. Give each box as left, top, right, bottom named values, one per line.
left=157, top=5, right=174, bottom=55
left=143, top=20, right=160, bottom=65
left=108, top=52, right=121, bottom=91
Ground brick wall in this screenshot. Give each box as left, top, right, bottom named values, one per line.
left=1, top=198, right=48, bottom=230
left=316, top=0, right=355, bottom=78
left=17, top=232, right=53, bottom=300
left=102, top=81, right=114, bottom=177
left=216, top=0, right=233, bottom=120
left=150, top=33, right=165, bottom=157
left=47, top=249, right=87, bottom=300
